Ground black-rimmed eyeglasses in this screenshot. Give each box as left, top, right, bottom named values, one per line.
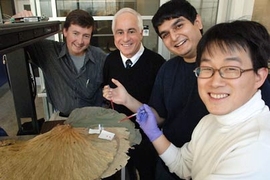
left=193, top=66, right=254, bottom=79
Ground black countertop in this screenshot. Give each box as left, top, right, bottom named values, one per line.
left=0, top=21, right=61, bottom=55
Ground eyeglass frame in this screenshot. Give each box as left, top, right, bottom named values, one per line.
left=193, top=66, right=254, bottom=79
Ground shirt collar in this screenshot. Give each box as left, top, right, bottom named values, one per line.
left=58, top=43, right=68, bottom=58
left=58, top=44, right=95, bottom=63
left=120, top=43, right=144, bottom=66
left=214, top=90, right=269, bottom=126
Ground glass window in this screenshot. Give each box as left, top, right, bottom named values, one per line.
left=91, top=20, right=115, bottom=53
left=39, top=0, right=53, bottom=17
left=35, top=0, right=219, bottom=56
left=189, top=0, right=219, bottom=32
left=52, top=0, right=159, bottom=16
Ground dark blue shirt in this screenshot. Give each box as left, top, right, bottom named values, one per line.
left=149, top=56, right=208, bottom=147
left=261, top=78, right=270, bottom=106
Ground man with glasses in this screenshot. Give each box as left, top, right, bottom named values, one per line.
left=136, top=20, right=270, bottom=180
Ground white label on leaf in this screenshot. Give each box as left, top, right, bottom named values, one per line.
left=98, top=130, right=115, bottom=140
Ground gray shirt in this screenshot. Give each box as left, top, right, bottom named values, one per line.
left=27, top=40, right=107, bottom=116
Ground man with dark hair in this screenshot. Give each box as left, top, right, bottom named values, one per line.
left=137, top=20, right=270, bottom=180
left=142, top=1, right=207, bottom=179
left=15, top=9, right=107, bottom=117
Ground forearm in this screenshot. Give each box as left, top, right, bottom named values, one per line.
left=123, top=93, right=143, bottom=113
left=136, top=104, right=182, bottom=177
left=152, top=134, right=171, bottom=155
left=124, top=96, right=165, bottom=125
left=151, top=109, right=165, bottom=125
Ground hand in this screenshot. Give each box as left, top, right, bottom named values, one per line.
left=136, top=104, right=163, bottom=142
left=103, top=79, right=129, bottom=105
left=103, top=85, right=111, bottom=100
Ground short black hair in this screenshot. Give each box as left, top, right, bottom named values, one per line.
left=196, top=20, right=270, bottom=72
left=152, top=0, right=199, bottom=36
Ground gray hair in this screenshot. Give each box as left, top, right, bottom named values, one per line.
left=112, top=8, right=143, bottom=34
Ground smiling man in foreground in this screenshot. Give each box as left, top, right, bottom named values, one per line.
left=136, top=20, right=270, bottom=180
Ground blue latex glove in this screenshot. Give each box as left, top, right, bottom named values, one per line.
left=136, top=104, right=163, bottom=142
